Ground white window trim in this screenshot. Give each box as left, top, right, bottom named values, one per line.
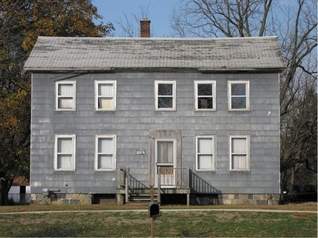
left=229, top=135, right=250, bottom=171
left=54, top=134, right=76, bottom=171
left=228, top=80, right=250, bottom=111
left=95, top=80, right=117, bottom=111
left=55, top=81, right=76, bottom=111
left=95, top=135, right=117, bottom=171
left=154, top=80, right=176, bottom=111
left=194, top=80, right=216, bottom=111
left=196, top=136, right=215, bottom=171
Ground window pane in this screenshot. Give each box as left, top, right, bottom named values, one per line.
left=58, top=84, right=74, bottom=97
left=98, top=155, right=113, bottom=169
left=98, top=84, right=113, bottom=97
left=58, top=98, right=74, bottom=109
left=158, top=97, right=173, bottom=108
left=198, top=155, right=213, bottom=169
left=231, top=83, right=246, bottom=96
left=98, top=98, right=113, bottom=110
left=232, top=138, right=247, bottom=154
left=198, top=84, right=212, bottom=95
left=157, top=141, right=173, bottom=163
left=232, top=155, right=247, bottom=170
left=198, top=138, right=213, bottom=154
left=57, top=138, right=73, bottom=154
left=98, top=138, right=113, bottom=154
left=158, top=84, right=172, bottom=95
left=231, top=97, right=246, bottom=109
left=198, top=97, right=213, bottom=109
left=57, top=155, right=73, bottom=170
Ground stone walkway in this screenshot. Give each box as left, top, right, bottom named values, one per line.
left=0, top=208, right=316, bottom=215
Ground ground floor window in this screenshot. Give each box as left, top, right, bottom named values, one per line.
left=95, top=135, right=116, bottom=171
left=54, top=135, right=76, bottom=171
left=230, top=136, right=250, bottom=171
left=196, top=136, right=215, bottom=171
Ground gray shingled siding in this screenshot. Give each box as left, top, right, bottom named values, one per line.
left=30, top=72, right=280, bottom=194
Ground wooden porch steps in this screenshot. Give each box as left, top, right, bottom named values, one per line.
left=129, top=192, right=159, bottom=203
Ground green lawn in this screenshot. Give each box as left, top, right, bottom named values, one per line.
left=0, top=210, right=316, bottom=237
left=0, top=202, right=316, bottom=213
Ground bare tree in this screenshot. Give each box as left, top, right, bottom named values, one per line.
left=281, top=80, right=317, bottom=192
left=117, top=6, right=150, bottom=37
left=172, top=0, right=273, bottom=37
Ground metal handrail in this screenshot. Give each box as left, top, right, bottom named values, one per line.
left=128, top=174, right=149, bottom=192
left=189, top=169, right=220, bottom=194
left=124, top=169, right=149, bottom=193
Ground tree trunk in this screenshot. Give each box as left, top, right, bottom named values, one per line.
left=0, top=179, right=11, bottom=205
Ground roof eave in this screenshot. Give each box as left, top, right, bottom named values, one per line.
left=24, top=66, right=286, bottom=73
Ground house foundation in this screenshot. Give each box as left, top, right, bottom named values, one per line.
left=219, top=193, right=280, bottom=205
left=31, top=193, right=92, bottom=205
left=31, top=192, right=279, bottom=205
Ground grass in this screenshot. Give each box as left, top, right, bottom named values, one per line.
left=0, top=202, right=316, bottom=213
left=0, top=210, right=316, bottom=237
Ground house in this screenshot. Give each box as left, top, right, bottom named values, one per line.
left=24, top=20, right=285, bottom=205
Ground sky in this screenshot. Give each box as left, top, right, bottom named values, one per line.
left=92, top=0, right=179, bottom=37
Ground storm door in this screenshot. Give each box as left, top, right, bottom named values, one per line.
left=155, top=139, right=176, bottom=187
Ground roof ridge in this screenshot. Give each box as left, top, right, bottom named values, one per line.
left=37, top=36, right=278, bottom=41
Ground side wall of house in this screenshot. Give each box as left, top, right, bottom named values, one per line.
left=30, top=72, right=280, bottom=200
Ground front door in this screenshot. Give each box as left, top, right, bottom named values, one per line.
left=155, top=139, right=176, bottom=188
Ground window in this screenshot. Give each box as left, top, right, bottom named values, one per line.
left=95, top=135, right=116, bottom=171
left=95, top=80, right=116, bottom=111
left=194, top=81, right=216, bottom=110
left=157, top=141, right=174, bottom=165
left=155, top=81, right=176, bottom=110
left=228, top=81, right=250, bottom=111
left=55, top=81, right=76, bottom=111
left=196, top=136, right=215, bottom=171
left=230, top=136, right=250, bottom=171
left=54, top=135, right=76, bottom=171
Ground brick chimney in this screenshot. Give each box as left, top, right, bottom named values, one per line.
left=140, top=18, right=151, bottom=37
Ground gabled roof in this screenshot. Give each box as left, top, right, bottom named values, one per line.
left=24, top=36, right=285, bottom=72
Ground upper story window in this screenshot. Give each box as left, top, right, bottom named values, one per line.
left=228, top=80, right=250, bottom=111
left=95, top=80, right=117, bottom=111
left=194, top=81, right=216, bottom=111
left=55, top=81, right=76, bottom=111
left=196, top=136, right=215, bottom=171
left=155, top=80, right=176, bottom=111
left=54, top=135, right=76, bottom=171
left=95, top=135, right=116, bottom=171
left=230, top=136, right=250, bottom=171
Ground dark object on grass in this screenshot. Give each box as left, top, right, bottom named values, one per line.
left=149, top=202, right=160, bottom=218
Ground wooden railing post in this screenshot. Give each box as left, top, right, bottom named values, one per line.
left=125, top=168, right=129, bottom=203
left=157, top=168, right=161, bottom=203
